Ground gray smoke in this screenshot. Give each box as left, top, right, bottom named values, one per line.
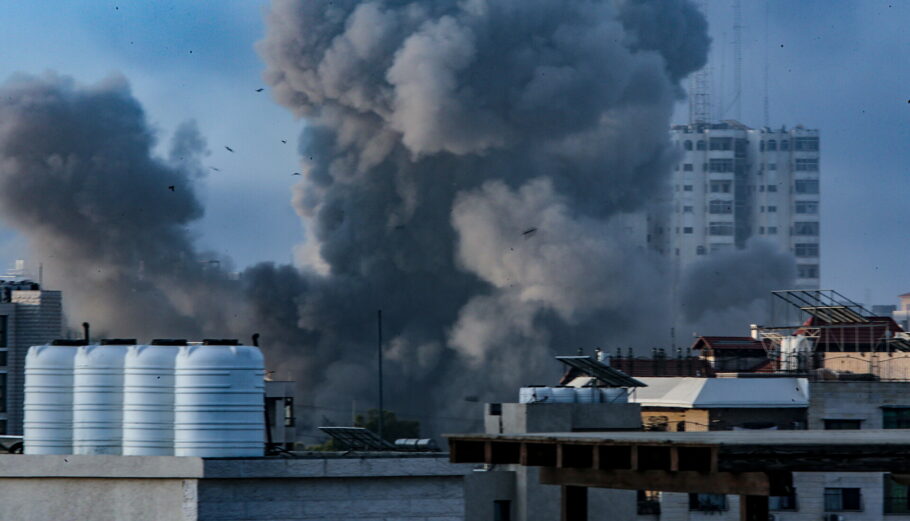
left=0, top=1, right=724, bottom=439
left=254, top=0, right=710, bottom=433
left=0, top=73, right=245, bottom=339
left=679, top=240, right=797, bottom=333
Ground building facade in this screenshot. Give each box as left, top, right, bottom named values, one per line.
left=630, top=378, right=910, bottom=521
left=0, top=281, right=63, bottom=435
left=665, top=121, right=820, bottom=289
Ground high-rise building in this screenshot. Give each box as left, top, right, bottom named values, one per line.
left=665, top=120, right=820, bottom=289
left=0, top=281, right=62, bottom=434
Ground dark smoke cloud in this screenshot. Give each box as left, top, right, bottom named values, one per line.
left=0, top=1, right=723, bottom=439
left=0, top=73, right=244, bottom=339
left=254, top=0, right=710, bottom=433
left=679, top=240, right=797, bottom=332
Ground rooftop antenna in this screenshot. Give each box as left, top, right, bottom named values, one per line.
left=688, top=0, right=712, bottom=124
left=732, top=0, right=743, bottom=121
left=763, top=0, right=770, bottom=127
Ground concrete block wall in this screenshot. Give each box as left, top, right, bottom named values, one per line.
left=808, top=381, right=910, bottom=430
left=9, top=290, right=62, bottom=434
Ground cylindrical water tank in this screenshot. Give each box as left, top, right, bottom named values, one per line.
left=533, top=386, right=553, bottom=403
left=175, top=342, right=265, bottom=457
left=600, top=387, right=629, bottom=403
left=73, top=342, right=129, bottom=455
left=551, top=386, right=576, bottom=403
left=519, top=386, right=551, bottom=404
left=24, top=344, right=78, bottom=455
left=574, top=387, right=597, bottom=403
left=123, top=343, right=181, bottom=456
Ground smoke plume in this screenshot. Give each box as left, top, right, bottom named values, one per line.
left=0, top=73, right=244, bottom=339
left=0, top=0, right=721, bottom=438
left=254, top=0, right=709, bottom=432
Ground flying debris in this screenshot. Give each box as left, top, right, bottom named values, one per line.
left=292, top=172, right=301, bottom=176
left=224, top=146, right=234, bottom=153
left=522, top=227, right=538, bottom=237
left=209, top=167, right=221, bottom=172
left=255, top=88, right=264, bottom=92
left=281, top=140, right=287, bottom=144
left=167, top=185, right=175, bottom=192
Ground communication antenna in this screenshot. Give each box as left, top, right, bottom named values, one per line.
left=732, top=0, right=743, bottom=121
left=688, top=0, right=712, bottom=124
left=763, top=0, right=770, bottom=127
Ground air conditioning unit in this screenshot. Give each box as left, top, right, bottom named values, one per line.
left=824, top=514, right=845, bottom=521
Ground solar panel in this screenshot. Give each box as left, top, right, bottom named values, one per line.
left=555, top=356, right=647, bottom=388
left=318, top=427, right=397, bottom=451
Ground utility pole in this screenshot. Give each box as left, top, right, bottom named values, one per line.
left=377, top=309, right=384, bottom=441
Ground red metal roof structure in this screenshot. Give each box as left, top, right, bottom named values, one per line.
left=691, top=336, right=769, bottom=352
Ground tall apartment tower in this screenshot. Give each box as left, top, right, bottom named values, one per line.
left=666, top=121, right=821, bottom=289
left=0, top=282, right=63, bottom=434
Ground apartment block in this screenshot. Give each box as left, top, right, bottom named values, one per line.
left=0, top=281, right=62, bottom=435
left=665, top=121, right=820, bottom=288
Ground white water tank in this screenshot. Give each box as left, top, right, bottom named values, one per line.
left=601, top=387, right=629, bottom=403
left=73, top=342, right=129, bottom=455
left=24, top=343, right=78, bottom=455
left=551, top=386, right=576, bottom=403
left=123, top=343, right=180, bottom=456
left=519, top=386, right=551, bottom=404
left=574, top=387, right=597, bottom=403
left=174, top=342, right=265, bottom=457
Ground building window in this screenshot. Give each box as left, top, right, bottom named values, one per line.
left=689, top=493, right=728, bottom=512
left=684, top=140, right=693, bottom=151
left=883, top=407, right=910, bottom=428
left=683, top=163, right=693, bottom=171
left=683, top=206, right=693, bottom=213
left=885, top=474, right=910, bottom=514
left=683, top=185, right=693, bottom=192
left=769, top=491, right=798, bottom=511
left=696, top=140, right=706, bottom=151
left=683, top=227, right=693, bottom=234
left=795, top=180, right=819, bottom=194
left=824, top=419, right=862, bottom=430
left=696, top=246, right=706, bottom=255
left=709, top=181, right=731, bottom=193
left=768, top=163, right=777, bottom=171
left=708, top=222, right=734, bottom=236
left=795, top=158, right=819, bottom=171
left=709, top=137, right=733, bottom=151
left=767, top=205, right=777, bottom=213
left=794, top=243, right=819, bottom=257
left=794, top=136, right=820, bottom=151
left=767, top=139, right=777, bottom=151
left=767, top=226, right=778, bottom=235
left=824, top=488, right=862, bottom=512
left=795, top=201, right=818, bottom=214
left=710, top=243, right=732, bottom=253
left=767, top=184, right=778, bottom=192
left=797, top=264, right=819, bottom=279
left=494, top=500, right=512, bottom=521
left=793, top=222, right=820, bottom=236
left=638, top=490, right=661, bottom=515
left=709, top=158, right=735, bottom=172
left=0, top=315, right=6, bottom=347
left=0, top=373, right=6, bottom=413
left=708, top=200, right=733, bottom=214
left=781, top=139, right=790, bottom=150
left=759, top=226, right=765, bottom=234
left=0, top=350, right=6, bottom=367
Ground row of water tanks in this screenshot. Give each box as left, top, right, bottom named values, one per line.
left=24, top=339, right=265, bottom=457
left=519, top=386, right=629, bottom=404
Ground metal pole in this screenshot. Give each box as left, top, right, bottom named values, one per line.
left=377, top=309, right=384, bottom=441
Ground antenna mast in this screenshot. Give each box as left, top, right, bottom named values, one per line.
left=732, top=0, right=743, bottom=121
left=688, top=0, right=712, bottom=124
left=763, top=0, right=770, bottom=127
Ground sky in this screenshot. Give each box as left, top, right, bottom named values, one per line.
left=0, top=0, right=907, bottom=307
